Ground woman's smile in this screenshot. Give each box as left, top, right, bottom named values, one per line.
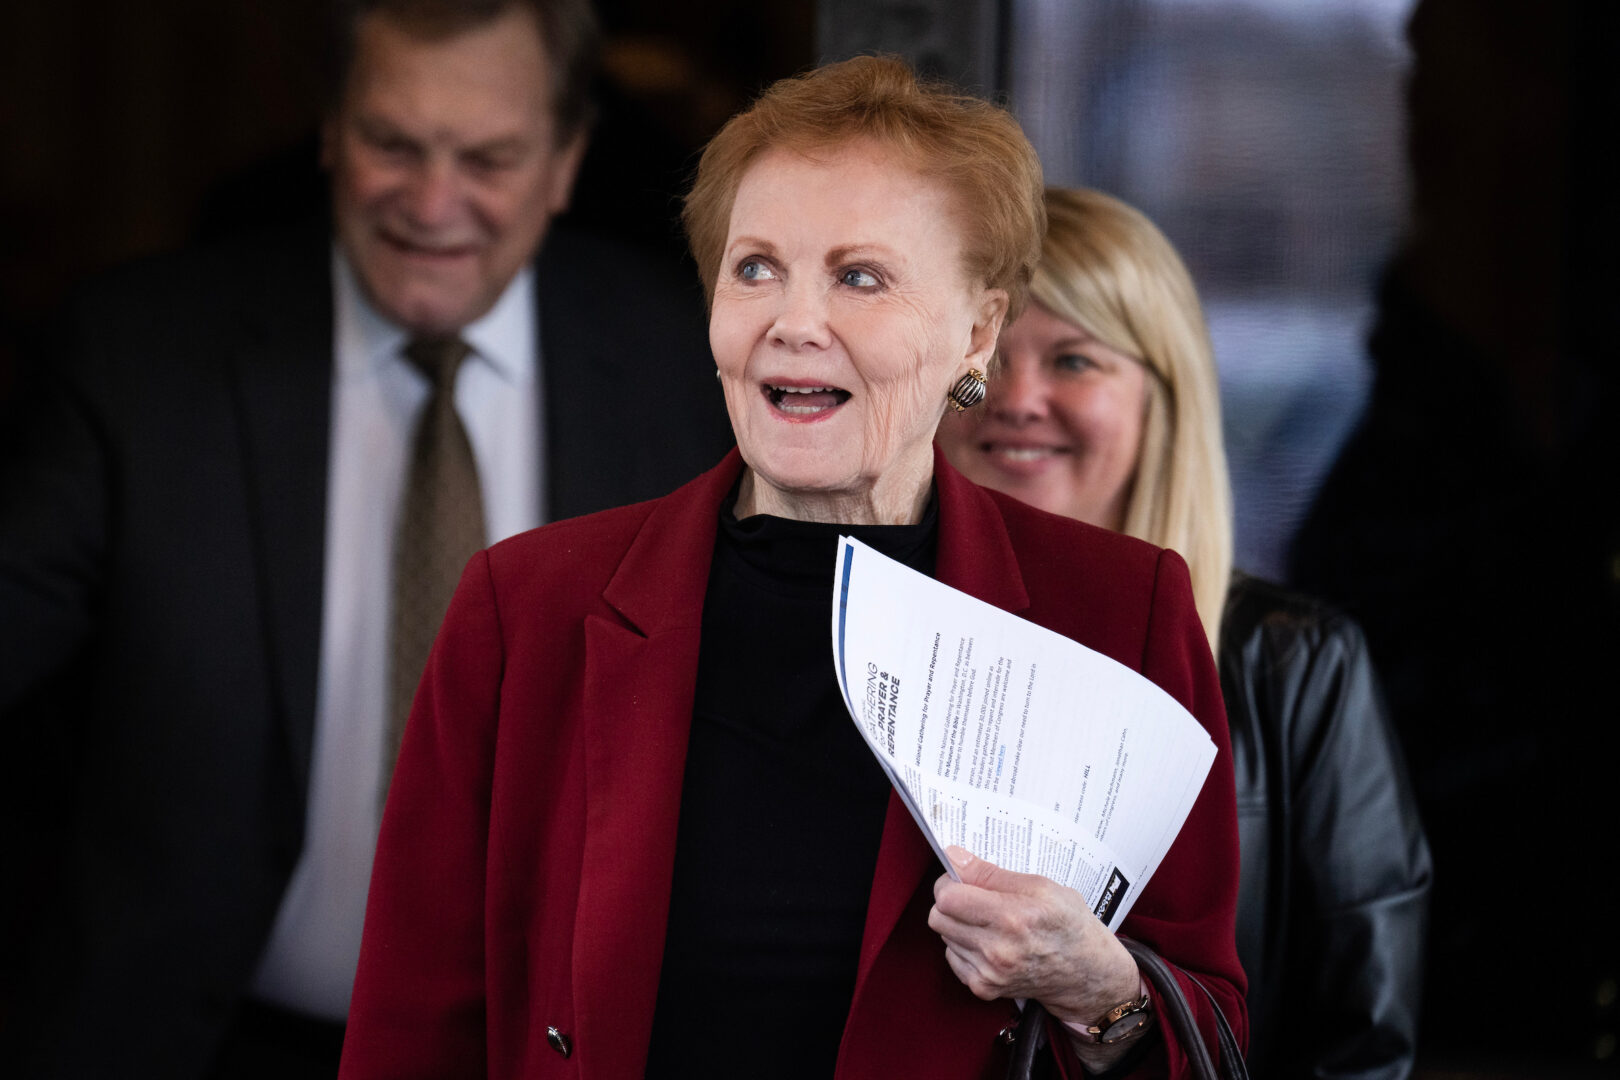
left=763, top=381, right=852, bottom=419
left=977, top=439, right=1070, bottom=469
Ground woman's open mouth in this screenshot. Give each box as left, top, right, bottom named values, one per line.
left=763, top=383, right=851, bottom=418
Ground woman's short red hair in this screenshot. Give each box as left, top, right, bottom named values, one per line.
left=682, top=55, right=1045, bottom=318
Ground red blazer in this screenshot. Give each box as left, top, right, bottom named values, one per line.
left=341, top=449, right=1246, bottom=1079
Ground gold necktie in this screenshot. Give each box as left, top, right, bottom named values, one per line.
left=385, top=337, right=487, bottom=797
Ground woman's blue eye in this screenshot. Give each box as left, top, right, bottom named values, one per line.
left=1055, top=352, right=1098, bottom=373
left=739, top=259, right=774, bottom=281
left=841, top=268, right=878, bottom=288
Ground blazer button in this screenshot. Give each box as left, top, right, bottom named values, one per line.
left=546, top=1025, right=572, bottom=1058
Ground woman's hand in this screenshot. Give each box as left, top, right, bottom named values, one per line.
left=929, top=846, right=1150, bottom=1066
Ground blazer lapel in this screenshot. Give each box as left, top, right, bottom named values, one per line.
left=931, top=448, right=1032, bottom=612
left=850, top=450, right=1032, bottom=1001
left=224, top=228, right=334, bottom=808
left=570, top=453, right=743, bottom=1079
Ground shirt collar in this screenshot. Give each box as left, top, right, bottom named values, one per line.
left=332, top=245, right=537, bottom=386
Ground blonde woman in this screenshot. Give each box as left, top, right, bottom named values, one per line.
left=938, top=187, right=1432, bottom=1079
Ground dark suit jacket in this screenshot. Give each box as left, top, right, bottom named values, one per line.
left=0, top=220, right=734, bottom=1078
left=340, top=449, right=1247, bottom=1080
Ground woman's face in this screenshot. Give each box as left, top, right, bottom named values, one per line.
left=710, top=139, right=1005, bottom=522
left=936, top=302, right=1150, bottom=531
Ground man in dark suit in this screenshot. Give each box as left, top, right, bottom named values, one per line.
left=0, top=0, right=731, bottom=1076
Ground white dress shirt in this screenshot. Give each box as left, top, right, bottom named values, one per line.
left=249, top=248, right=544, bottom=1020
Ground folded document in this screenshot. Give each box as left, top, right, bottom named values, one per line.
left=831, top=536, right=1215, bottom=930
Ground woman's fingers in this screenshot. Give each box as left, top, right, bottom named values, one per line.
left=941, top=845, right=1057, bottom=903
left=933, top=853, right=1075, bottom=938
left=928, top=904, right=1016, bottom=968
left=931, top=882, right=1047, bottom=952
left=931, top=886, right=1082, bottom=999
left=930, top=847, right=1135, bottom=1015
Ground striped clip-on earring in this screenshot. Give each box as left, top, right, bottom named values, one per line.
left=946, top=368, right=986, bottom=412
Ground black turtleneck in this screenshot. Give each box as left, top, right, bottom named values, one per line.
left=642, top=493, right=938, bottom=1078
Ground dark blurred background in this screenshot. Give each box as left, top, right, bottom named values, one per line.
left=1, top=0, right=1615, bottom=1075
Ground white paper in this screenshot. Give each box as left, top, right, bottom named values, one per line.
left=832, top=536, right=1216, bottom=930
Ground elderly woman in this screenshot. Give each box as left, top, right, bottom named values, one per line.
left=341, top=63, right=1244, bottom=1079
left=938, top=187, right=1432, bottom=1079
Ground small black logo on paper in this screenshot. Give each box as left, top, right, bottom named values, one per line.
left=1092, top=867, right=1130, bottom=925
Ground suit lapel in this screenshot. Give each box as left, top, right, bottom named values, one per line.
left=224, top=228, right=334, bottom=807
left=850, top=450, right=1032, bottom=1001
left=570, top=453, right=743, bottom=1079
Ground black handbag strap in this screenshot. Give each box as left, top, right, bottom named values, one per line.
left=1121, top=937, right=1249, bottom=1080
left=1003, top=941, right=1247, bottom=1080
left=1187, top=971, right=1247, bottom=1080
left=1005, top=1000, right=1050, bottom=1080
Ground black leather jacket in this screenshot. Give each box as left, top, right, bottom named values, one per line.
left=1220, top=574, right=1432, bottom=1079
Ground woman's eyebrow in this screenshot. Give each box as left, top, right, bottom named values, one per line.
left=824, top=244, right=895, bottom=267
left=1049, top=335, right=1097, bottom=351
left=725, top=236, right=778, bottom=258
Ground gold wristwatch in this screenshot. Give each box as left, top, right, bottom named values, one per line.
left=1069, top=984, right=1153, bottom=1045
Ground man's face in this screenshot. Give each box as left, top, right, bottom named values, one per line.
left=326, top=6, right=586, bottom=335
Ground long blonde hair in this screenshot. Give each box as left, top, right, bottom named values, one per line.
left=1033, top=188, right=1233, bottom=649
